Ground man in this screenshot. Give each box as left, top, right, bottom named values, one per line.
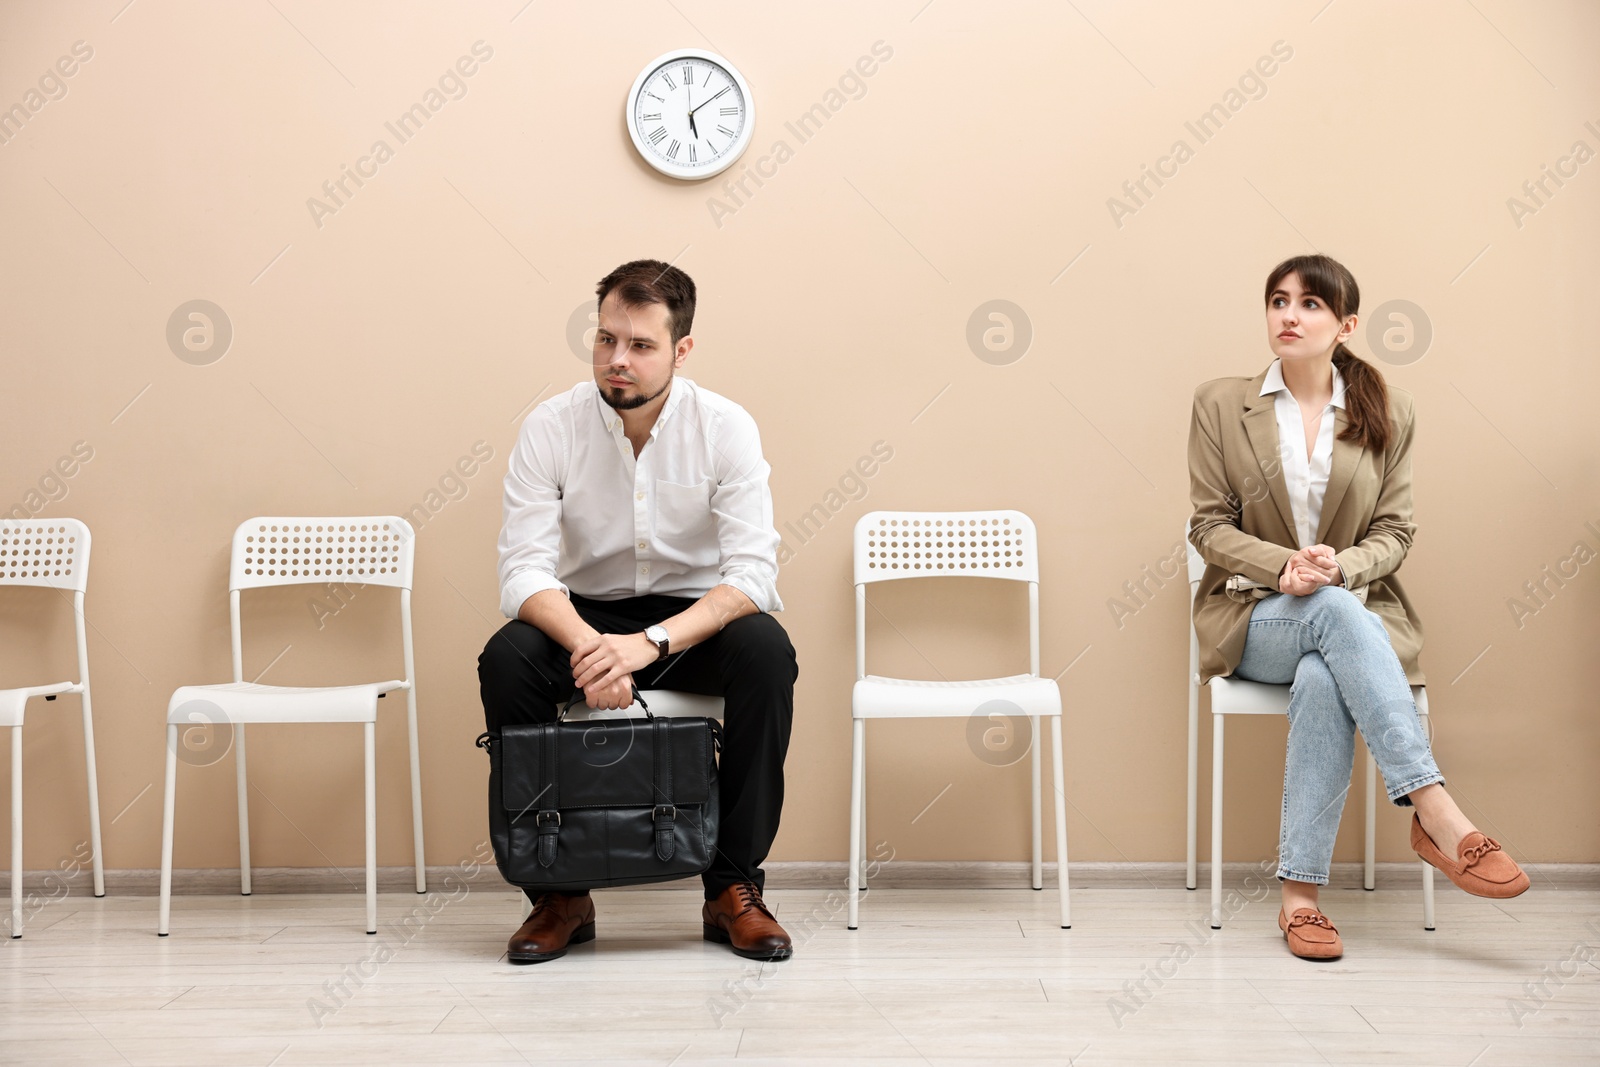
left=479, top=259, right=798, bottom=965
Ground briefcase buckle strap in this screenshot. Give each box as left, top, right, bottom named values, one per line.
left=536, top=809, right=560, bottom=868
left=653, top=804, right=677, bottom=862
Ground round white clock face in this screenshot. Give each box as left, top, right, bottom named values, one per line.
left=627, top=49, right=754, bottom=180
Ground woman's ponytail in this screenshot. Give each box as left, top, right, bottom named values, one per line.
left=1331, top=342, right=1390, bottom=453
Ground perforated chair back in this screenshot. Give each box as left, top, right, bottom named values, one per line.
left=225, top=516, right=416, bottom=685
left=231, top=516, right=415, bottom=593
left=853, top=510, right=1042, bottom=680
left=0, top=518, right=91, bottom=592
left=853, top=510, right=1038, bottom=586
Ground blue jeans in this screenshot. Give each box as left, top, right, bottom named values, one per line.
left=1232, top=585, right=1443, bottom=885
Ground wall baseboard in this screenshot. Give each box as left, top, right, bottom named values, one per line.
left=6, top=860, right=1597, bottom=896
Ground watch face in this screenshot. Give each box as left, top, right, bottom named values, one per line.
left=628, top=50, right=753, bottom=180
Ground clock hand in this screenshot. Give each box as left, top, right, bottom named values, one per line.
left=689, top=109, right=698, bottom=139
left=688, top=85, right=730, bottom=117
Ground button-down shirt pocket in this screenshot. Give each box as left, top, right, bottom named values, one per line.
left=654, top=478, right=714, bottom=542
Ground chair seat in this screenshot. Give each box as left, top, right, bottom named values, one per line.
left=1209, top=676, right=1428, bottom=717
left=561, top=690, right=725, bottom=721
left=853, top=673, right=1061, bottom=719
left=0, top=682, right=78, bottom=727
left=1206, top=676, right=1297, bottom=716
left=166, top=680, right=409, bottom=724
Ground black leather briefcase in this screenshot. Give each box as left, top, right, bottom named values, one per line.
left=476, top=690, right=722, bottom=893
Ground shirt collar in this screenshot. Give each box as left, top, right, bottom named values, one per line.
left=1260, top=358, right=1346, bottom=410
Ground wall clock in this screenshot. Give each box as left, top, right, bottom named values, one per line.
left=626, top=48, right=754, bottom=180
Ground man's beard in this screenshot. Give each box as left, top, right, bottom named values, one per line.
left=600, top=371, right=672, bottom=411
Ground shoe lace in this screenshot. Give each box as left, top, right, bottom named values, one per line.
left=528, top=891, right=579, bottom=918
left=1460, top=836, right=1503, bottom=871
left=732, top=882, right=776, bottom=921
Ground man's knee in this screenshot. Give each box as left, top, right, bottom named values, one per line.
left=478, top=620, right=556, bottom=684
left=721, top=613, right=798, bottom=684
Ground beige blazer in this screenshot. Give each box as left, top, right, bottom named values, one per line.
left=1187, top=365, right=1425, bottom=686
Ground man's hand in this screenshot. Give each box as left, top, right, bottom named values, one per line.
left=571, top=631, right=660, bottom=693
left=1279, top=544, right=1342, bottom=596
left=583, top=672, right=636, bottom=710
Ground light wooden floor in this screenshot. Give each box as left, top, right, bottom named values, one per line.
left=3, top=880, right=1598, bottom=1065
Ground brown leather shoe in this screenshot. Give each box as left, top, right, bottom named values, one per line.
left=1411, top=813, right=1530, bottom=899
left=1279, top=907, right=1342, bottom=960
left=702, top=883, right=793, bottom=961
left=507, top=891, right=595, bottom=964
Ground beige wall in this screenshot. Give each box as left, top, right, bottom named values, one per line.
left=2, top=0, right=1597, bottom=878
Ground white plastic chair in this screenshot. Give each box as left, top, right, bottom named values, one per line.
left=0, top=518, right=106, bottom=938
left=848, top=510, right=1069, bottom=930
left=159, top=517, right=426, bottom=936
left=1184, top=524, right=1435, bottom=929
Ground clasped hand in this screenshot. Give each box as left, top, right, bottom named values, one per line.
left=570, top=631, right=659, bottom=710
left=1279, top=544, right=1342, bottom=597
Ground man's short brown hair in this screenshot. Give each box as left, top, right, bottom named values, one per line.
left=595, top=259, right=697, bottom=346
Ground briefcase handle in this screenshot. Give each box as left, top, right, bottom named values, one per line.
left=559, top=684, right=652, bottom=720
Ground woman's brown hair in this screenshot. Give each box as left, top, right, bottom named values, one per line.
left=1264, top=254, right=1390, bottom=454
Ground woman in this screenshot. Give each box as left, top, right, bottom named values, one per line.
left=1187, top=253, right=1528, bottom=961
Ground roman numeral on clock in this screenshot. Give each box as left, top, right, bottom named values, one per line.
left=667, top=139, right=680, bottom=159
left=683, top=65, right=693, bottom=84
left=642, top=113, right=660, bottom=122
left=688, top=144, right=697, bottom=163
left=717, top=124, right=735, bottom=137
left=663, top=73, right=676, bottom=90
left=649, top=127, right=667, bottom=145
left=719, top=107, right=738, bottom=116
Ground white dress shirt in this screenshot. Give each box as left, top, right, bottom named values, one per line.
left=1260, top=358, right=1346, bottom=551
left=497, top=376, right=783, bottom=619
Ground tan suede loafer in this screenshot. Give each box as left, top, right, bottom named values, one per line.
left=1279, top=907, right=1342, bottom=960
left=1411, top=814, right=1530, bottom=899
left=507, top=891, right=596, bottom=964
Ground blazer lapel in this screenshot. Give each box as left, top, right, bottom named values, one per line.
left=1316, top=406, right=1364, bottom=543
left=1241, top=369, right=1299, bottom=546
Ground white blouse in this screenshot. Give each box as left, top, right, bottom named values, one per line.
left=1259, top=358, right=1346, bottom=550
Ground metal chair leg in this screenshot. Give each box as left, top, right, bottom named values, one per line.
left=365, top=722, right=377, bottom=935
left=10, top=726, right=22, bottom=938
left=1422, top=861, right=1436, bottom=930
left=1030, top=714, right=1042, bottom=890
left=79, top=691, right=105, bottom=898
left=847, top=719, right=864, bottom=930
left=406, top=687, right=425, bottom=894
left=235, top=723, right=251, bottom=896
left=1364, top=750, right=1377, bottom=891
left=1050, top=716, right=1070, bottom=929
left=158, top=724, right=178, bottom=936
left=1211, top=713, right=1224, bottom=929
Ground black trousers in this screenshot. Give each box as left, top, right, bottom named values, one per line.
left=477, top=593, right=797, bottom=903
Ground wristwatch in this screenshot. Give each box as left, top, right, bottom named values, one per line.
left=644, top=624, right=670, bottom=661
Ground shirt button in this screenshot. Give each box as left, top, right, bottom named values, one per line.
left=640, top=565, right=649, bottom=574
left=637, top=541, right=646, bottom=549
left=636, top=492, right=645, bottom=501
